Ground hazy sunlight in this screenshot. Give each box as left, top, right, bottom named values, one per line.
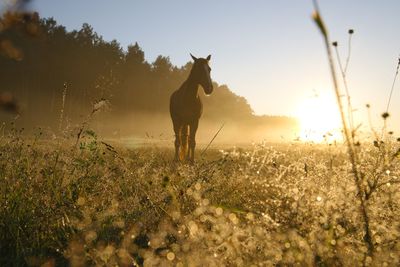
left=296, top=90, right=343, bottom=143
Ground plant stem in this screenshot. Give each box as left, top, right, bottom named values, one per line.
left=334, top=43, right=354, bottom=135
left=201, top=122, right=225, bottom=156
left=312, top=0, right=374, bottom=262
left=385, top=57, right=400, bottom=112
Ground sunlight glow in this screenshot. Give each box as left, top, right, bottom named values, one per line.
left=296, top=90, right=343, bottom=143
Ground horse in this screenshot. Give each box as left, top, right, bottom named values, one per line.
left=169, top=54, right=213, bottom=163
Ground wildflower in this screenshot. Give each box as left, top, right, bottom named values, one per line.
left=348, top=29, right=354, bottom=34
left=332, top=41, right=338, bottom=47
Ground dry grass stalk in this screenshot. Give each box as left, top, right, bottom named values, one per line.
left=312, top=0, right=374, bottom=263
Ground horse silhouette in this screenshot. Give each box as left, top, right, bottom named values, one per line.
left=170, top=54, right=213, bottom=163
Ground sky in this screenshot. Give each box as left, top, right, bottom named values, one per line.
left=3, top=0, right=400, bottom=132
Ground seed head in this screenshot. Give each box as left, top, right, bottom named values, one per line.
left=332, top=41, right=338, bottom=47
left=382, top=112, right=390, bottom=119
left=348, top=29, right=354, bottom=34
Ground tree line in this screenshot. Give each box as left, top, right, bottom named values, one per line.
left=0, top=12, right=297, bottom=139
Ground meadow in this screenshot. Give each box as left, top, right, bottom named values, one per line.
left=1, top=2, right=400, bottom=267
left=1, top=126, right=400, bottom=266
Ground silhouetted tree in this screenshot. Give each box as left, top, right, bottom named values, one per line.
left=0, top=14, right=296, bottom=135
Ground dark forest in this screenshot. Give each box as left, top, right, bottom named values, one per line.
left=0, top=13, right=297, bottom=143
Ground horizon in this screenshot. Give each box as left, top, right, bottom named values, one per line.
left=18, top=1, right=399, bottom=129
left=1, top=0, right=399, bottom=139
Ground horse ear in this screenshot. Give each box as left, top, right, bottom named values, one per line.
left=190, top=53, right=197, bottom=61
left=206, top=55, right=211, bottom=61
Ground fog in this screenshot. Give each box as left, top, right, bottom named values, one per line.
left=0, top=12, right=299, bottom=145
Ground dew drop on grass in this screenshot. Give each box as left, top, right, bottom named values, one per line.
left=200, top=215, right=207, bottom=222
left=195, top=182, right=202, bottom=191
left=202, top=198, right=210, bottom=206
left=76, top=197, right=85, bottom=206
left=229, top=213, right=239, bottom=224
left=167, top=252, right=175, bottom=261
left=186, top=188, right=193, bottom=196
left=193, top=191, right=201, bottom=201
left=188, top=221, right=198, bottom=234
left=215, top=207, right=223, bottom=216
left=171, top=211, right=181, bottom=220
left=275, top=254, right=283, bottom=261
left=246, top=212, right=254, bottom=221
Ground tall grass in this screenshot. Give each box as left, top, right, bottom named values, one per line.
left=1, top=129, right=400, bottom=266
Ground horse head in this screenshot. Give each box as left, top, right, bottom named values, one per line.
left=190, top=53, right=213, bottom=95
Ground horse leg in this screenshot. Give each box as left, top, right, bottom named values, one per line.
left=180, top=124, right=189, bottom=162
left=188, top=120, right=199, bottom=163
left=173, top=121, right=181, bottom=162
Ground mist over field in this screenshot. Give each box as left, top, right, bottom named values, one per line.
left=0, top=15, right=298, bottom=145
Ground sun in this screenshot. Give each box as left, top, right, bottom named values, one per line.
left=296, top=90, right=343, bottom=143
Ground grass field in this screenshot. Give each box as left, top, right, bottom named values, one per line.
left=1, top=128, right=400, bottom=266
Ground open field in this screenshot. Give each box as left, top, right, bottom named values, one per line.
left=1, top=1, right=400, bottom=266
left=1, top=130, right=400, bottom=266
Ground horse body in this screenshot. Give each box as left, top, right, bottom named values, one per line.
left=170, top=54, right=213, bottom=162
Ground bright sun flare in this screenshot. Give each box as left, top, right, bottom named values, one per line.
left=296, top=91, right=343, bottom=143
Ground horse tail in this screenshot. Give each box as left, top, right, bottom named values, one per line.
left=179, top=124, right=189, bottom=161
